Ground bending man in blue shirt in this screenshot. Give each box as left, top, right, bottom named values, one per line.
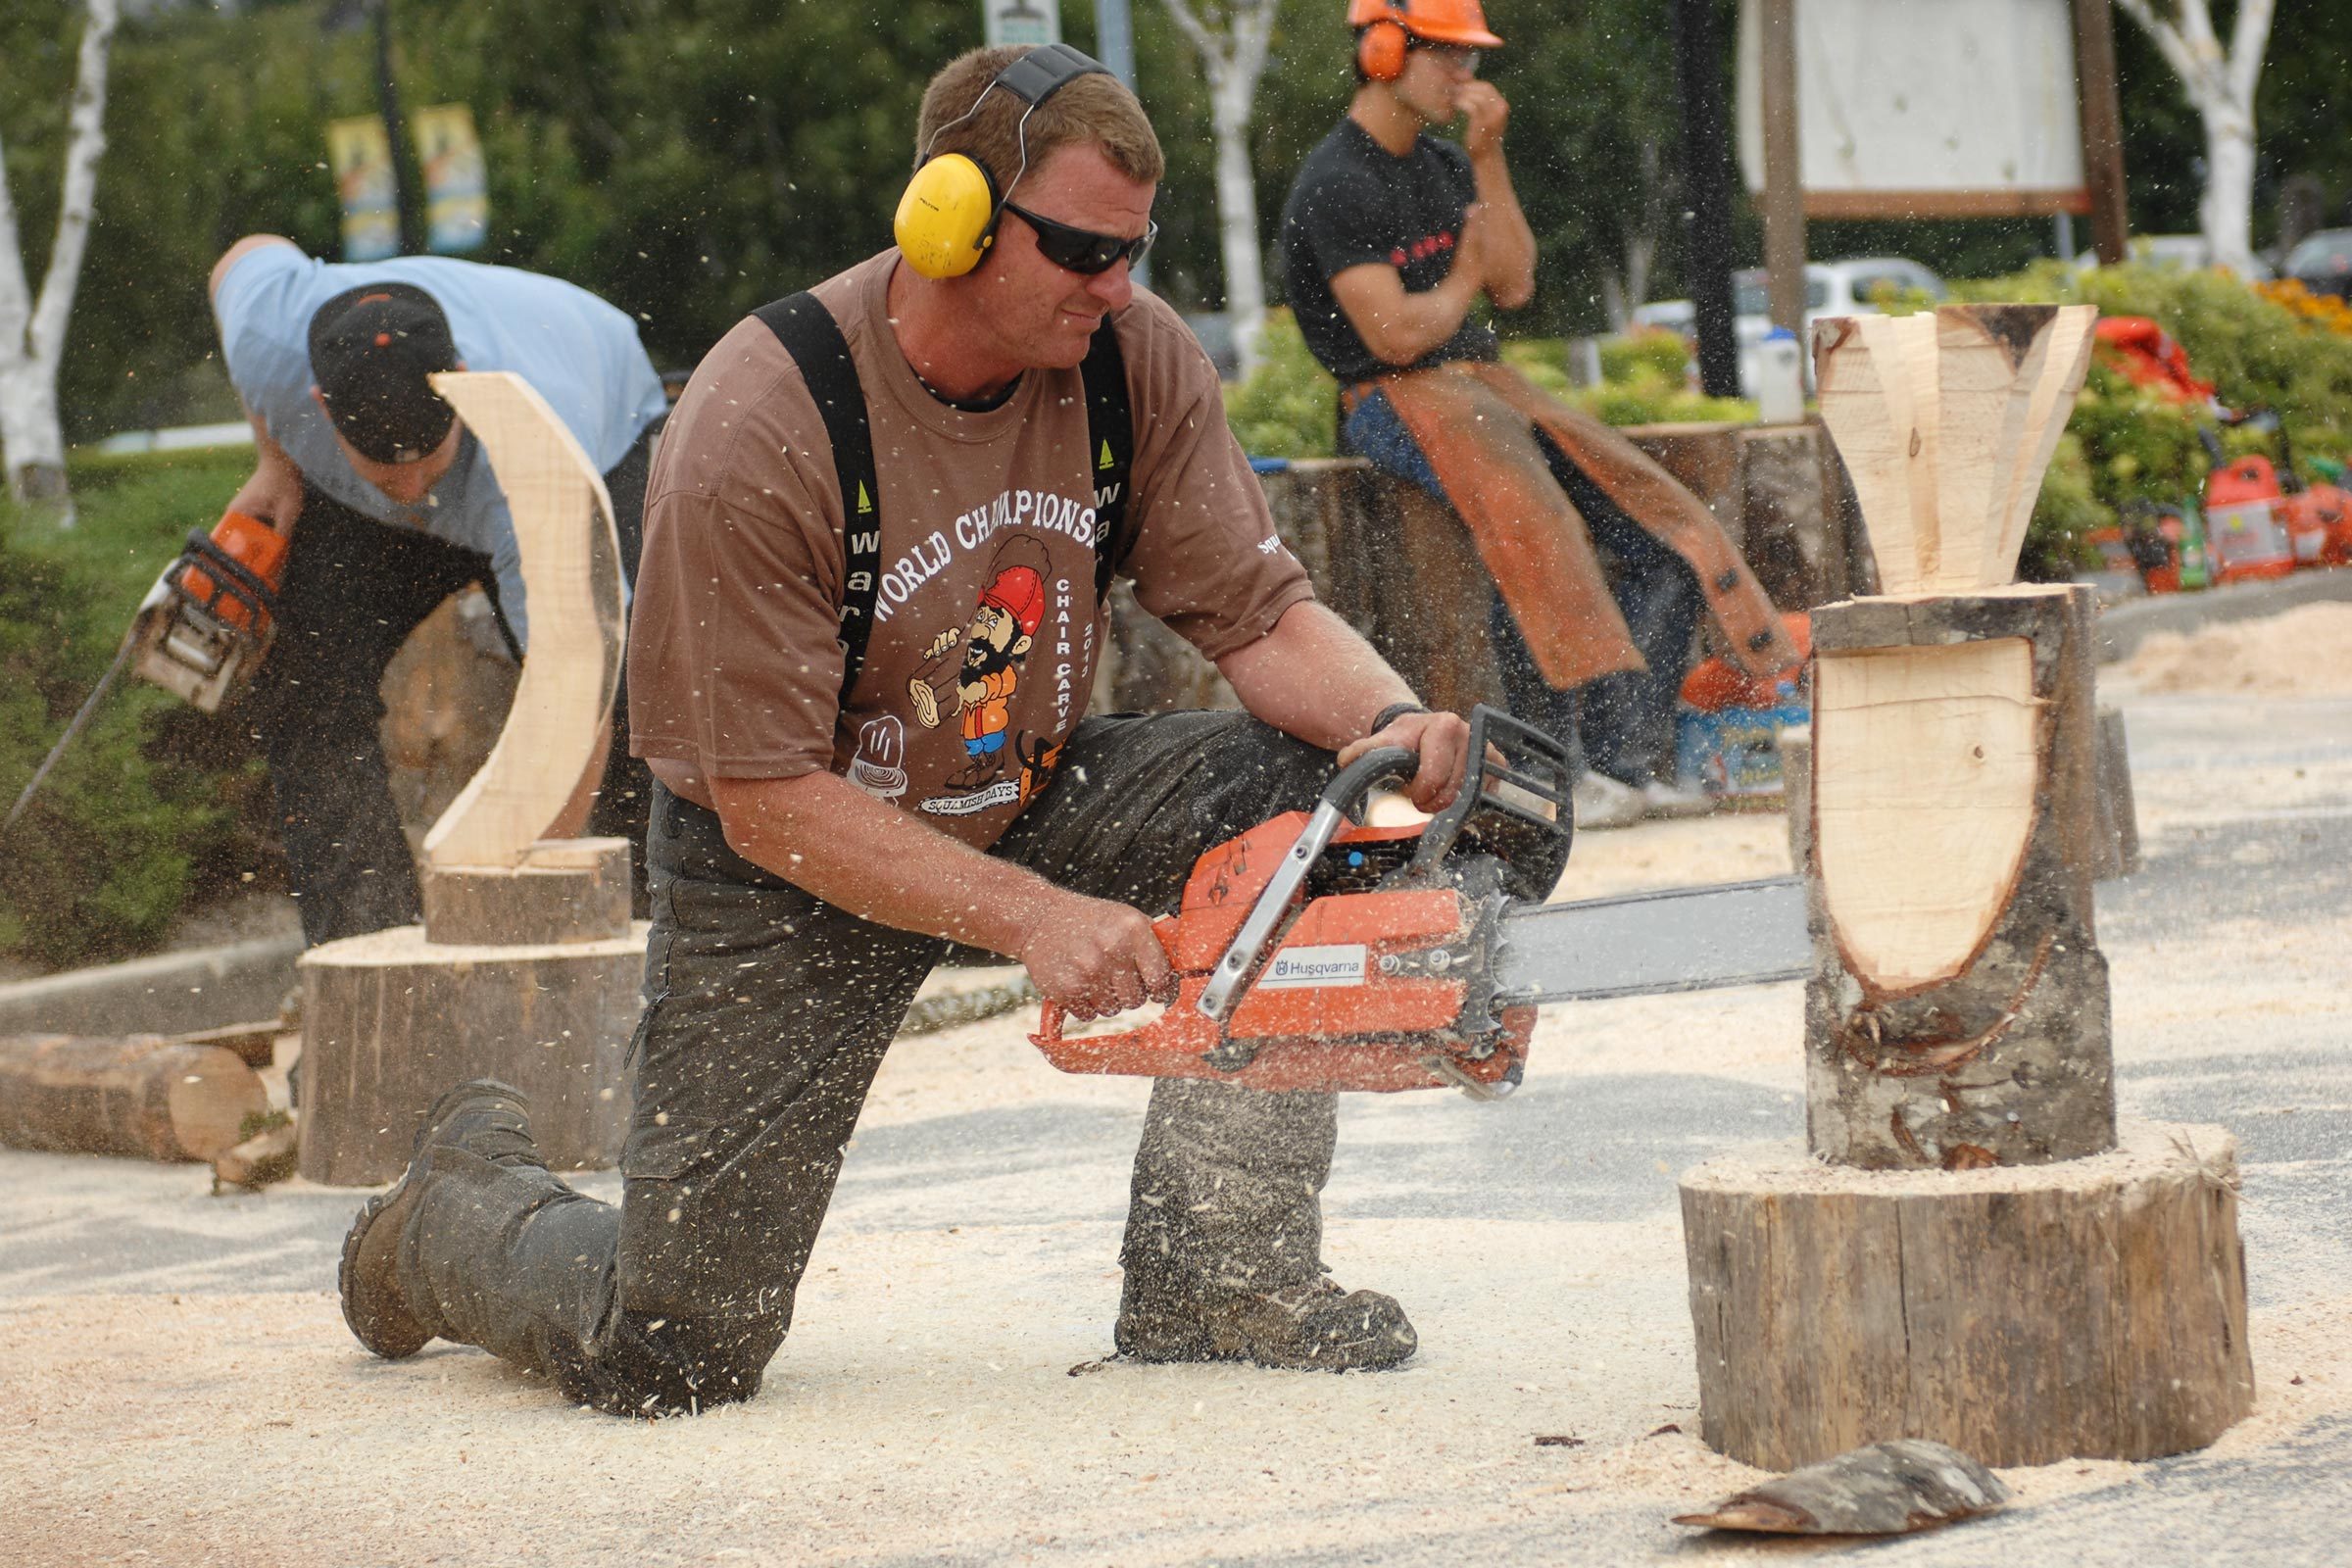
left=209, top=237, right=669, bottom=945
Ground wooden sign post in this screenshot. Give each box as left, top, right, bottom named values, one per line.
left=1680, top=305, right=2255, bottom=1468
left=297, top=373, right=645, bottom=1187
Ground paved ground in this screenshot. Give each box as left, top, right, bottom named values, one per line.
left=3, top=686, right=2349, bottom=1565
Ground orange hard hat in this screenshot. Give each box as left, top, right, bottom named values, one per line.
left=1346, top=0, right=1503, bottom=49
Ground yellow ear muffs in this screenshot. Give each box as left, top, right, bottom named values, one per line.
left=895, top=153, right=1004, bottom=280
left=1357, top=21, right=1409, bottom=82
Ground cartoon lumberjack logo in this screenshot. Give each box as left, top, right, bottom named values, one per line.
left=909, top=534, right=1052, bottom=794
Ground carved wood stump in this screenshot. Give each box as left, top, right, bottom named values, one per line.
left=295, top=373, right=644, bottom=1187
left=1805, top=584, right=2114, bottom=1168
left=1683, top=303, right=2253, bottom=1471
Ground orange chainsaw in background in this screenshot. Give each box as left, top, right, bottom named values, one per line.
left=1031, top=707, right=1810, bottom=1100
left=3, top=510, right=289, bottom=835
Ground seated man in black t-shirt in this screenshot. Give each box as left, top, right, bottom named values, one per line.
left=1278, top=0, right=1792, bottom=827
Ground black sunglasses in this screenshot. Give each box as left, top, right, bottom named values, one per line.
left=1004, top=203, right=1158, bottom=275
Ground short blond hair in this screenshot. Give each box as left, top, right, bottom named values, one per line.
left=915, top=46, right=1165, bottom=190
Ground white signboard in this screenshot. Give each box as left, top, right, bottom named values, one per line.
left=1737, top=0, right=2088, bottom=218
left=985, top=0, right=1061, bottom=48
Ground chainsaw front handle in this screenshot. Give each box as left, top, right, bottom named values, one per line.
left=1197, top=746, right=1419, bottom=1024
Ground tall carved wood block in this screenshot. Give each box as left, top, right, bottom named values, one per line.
left=1683, top=304, right=2253, bottom=1469
left=300, top=373, right=646, bottom=1187
left=1806, top=585, right=2112, bottom=1168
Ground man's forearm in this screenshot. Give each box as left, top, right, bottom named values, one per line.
left=1468, top=152, right=1538, bottom=310
left=710, top=769, right=1067, bottom=957
left=1216, top=600, right=1418, bottom=752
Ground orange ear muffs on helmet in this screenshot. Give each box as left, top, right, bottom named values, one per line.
left=894, top=42, right=1111, bottom=281
left=1356, top=20, right=1409, bottom=82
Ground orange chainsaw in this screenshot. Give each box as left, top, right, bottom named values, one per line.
left=1031, top=707, right=1807, bottom=1099
left=4, top=511, right=287, bottom=836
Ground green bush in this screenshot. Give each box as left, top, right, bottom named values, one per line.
left=0, top=448, right=271, bottom=970
left=1949, top=263, right=2352, bottom=568
left=1225, top=315, right=1756, bottom=460
left=1223, top=311, right=1339, bottom=460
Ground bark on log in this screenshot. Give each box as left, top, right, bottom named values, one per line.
left=1805, top=584, right=2114, bottom=1168
left=0, top=1035, right=269, bottom=1162
left=297, top=920, right=644, bottom=1186
left=1682, top=1122, right=2256, bottom=1470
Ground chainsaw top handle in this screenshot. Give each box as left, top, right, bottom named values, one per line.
left=1409, top=706, right=1573, bottom=904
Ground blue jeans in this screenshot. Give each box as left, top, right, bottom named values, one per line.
left=1342, top=389, right=1701, bottom=787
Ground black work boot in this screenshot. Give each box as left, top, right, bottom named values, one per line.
left=1115, top=1272, right=1419, bottom=1372
left=338, top=1080, right=544, bottom=1359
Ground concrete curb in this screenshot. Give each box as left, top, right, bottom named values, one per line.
left=2096, top=567, right=2352, bottom=664
left=0, top=933, right=303, bottom=1039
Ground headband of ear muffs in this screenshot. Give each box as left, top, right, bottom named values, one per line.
left=895, top=43, right=1111, bottom=280
left=1356, top=20, right=1409, bottom=82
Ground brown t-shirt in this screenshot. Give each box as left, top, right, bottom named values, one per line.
left=628, top=251, right=1314, bottom=849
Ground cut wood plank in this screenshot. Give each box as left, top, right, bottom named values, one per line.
left=0, top=1035, right=269, bottom=1162
left=1813, top=638, right=2039, bottom=993
left=1884, top=313, right=1942, bottom=584
left=1816, top=318, right=1925, bottom=593
left=1931, top=305, right=2059, bottom=590
left=420, top=370, right=625, bottom=870
left=1989, top=304, right=2098, bottom=584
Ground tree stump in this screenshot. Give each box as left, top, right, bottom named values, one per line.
left=297, top=886, right=642, bottom=1187
left=1683, top=303, right=2254, bottom=1470
left=1683, top=1121, right=2255, bottom=1469
left=0, top=1035, right=270, bottom=1162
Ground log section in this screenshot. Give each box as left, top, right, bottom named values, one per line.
left=1682, top=1122, right=2256, bottom=1469
left=419, top=837, right=632, bottom=948
left=298, top=922, right=645, bottom=1186
left=0, top=1035, right=269, bottom=1162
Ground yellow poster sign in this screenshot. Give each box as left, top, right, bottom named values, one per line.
left=326, top=115, right=399, bottom=262
left=413, top=103, right=488, bottom=255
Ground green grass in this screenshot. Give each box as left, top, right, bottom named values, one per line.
left=0, top=444, right=270, bottom=970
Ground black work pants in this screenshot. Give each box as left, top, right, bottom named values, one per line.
left=392, top=710, right=1344, bottom=1416
left=249, top=422, right=659, bottom=947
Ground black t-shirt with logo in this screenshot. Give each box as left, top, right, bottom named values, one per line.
left=1278, top=119, right=1499, bottom=386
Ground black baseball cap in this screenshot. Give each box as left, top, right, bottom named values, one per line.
left=307, top=282, right=461, bottom=464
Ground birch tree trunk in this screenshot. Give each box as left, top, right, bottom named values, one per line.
left=2112, top=0, right=2274, bottom=277
left=1159, top=0, right=1278, bottom=381
left=0, top=0, right=120, bottom=514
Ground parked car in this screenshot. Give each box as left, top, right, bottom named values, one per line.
left=2073, top=234, right=2276, bottom=280
left=1635, top=258, right=1947, bottom=396
left=2281, top=228, right=2352, bottom=300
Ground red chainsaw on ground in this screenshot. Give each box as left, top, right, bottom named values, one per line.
left=1032, top=707, right=1808, bottom=1098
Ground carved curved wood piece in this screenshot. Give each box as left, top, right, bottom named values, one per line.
left=420, top=371, right=625, bottom=869
left=1813, top=639, right=2038, bottom=993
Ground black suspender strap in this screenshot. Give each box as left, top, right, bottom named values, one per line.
left=751, top=293, right=881, bottom=709
left=1078, top=317, right=1134, bottom=600
left=751, top=294, right=1133, bottom=704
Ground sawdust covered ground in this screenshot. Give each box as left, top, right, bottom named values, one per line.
left=7, top=664, right=2352, bottom=1565
left=2106, top=600, right=2352, bottom=697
